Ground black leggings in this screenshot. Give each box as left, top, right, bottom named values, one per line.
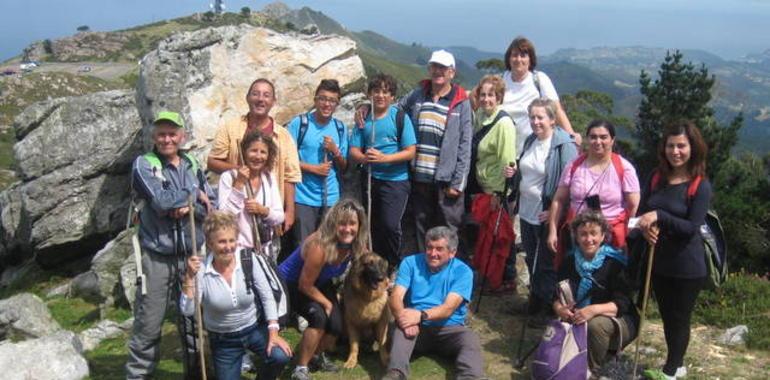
left=288, top=282, right=344, bottom=336
left=652, top=275, right=704, bottom=375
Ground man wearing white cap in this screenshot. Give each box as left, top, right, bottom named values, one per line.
left=399, top=49, right=473, bottom=255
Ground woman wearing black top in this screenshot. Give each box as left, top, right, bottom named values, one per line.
left=553, top=210, right=638, bottom=374
left=637, top=121, right=712, bottom=380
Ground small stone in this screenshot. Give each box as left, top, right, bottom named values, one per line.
left=717, top=325, right=748, bottom=346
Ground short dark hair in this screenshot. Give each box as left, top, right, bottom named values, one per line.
left=656, top=120, right=708, bottom=180
left=504, top=36, right=537, bottom=71
left=367, top=73, right=398, bottom=96
left=240, top=130, right=277, bottom=172
left=246, top=78, right=276, bottom=99
left=570, top=210, right=610, bottom=238
left=315, top=79, right=341, bottom=97
left=586, top=119, right=616, bottom=139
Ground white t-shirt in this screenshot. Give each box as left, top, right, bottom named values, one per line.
left=501, top=70, right=559, bottom=153
left=518, top=136, right=552, bottom=225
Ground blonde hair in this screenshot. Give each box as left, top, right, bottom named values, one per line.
left=308, top=198, right=369, bottom=264
left=203, top=210, right=239, bottom=241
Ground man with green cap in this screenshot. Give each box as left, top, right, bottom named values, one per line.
left=125, top=111, right=216, bottom=380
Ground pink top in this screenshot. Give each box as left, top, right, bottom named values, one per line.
left=559, top=155, right=640, bottom=220
left=218, top=170, right=284, bottom=250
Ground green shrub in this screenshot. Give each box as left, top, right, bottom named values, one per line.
left=694, top=272, right=770, bottom=350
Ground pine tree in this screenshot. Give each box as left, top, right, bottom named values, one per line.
left=634, top=50, right=741, bottom=178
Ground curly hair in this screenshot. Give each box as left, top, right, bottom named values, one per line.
left=473, top=75, right=506, bottom=105
left=239, top=130, right=277, bottom=173
left=308, top=198, right=369, bottom=264
left=203, top=210, right=239, bottom=241
left=570, top=210, right=610, bottom=238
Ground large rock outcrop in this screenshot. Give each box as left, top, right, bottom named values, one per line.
left=0, top=293, right=61, bottom=341
left=136, top=24, right=366, bottom=160
left=0, top=90, right=142, bottom=268
left=0, top=330, right=89, bottom=380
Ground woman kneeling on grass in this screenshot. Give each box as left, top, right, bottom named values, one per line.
left=181, top=210, right=292, bottom=380
left=553, top=210, right=638, bottom=376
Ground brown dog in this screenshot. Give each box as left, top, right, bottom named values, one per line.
left=342, top=252, right=391, bottom=369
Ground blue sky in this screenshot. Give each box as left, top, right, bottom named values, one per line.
left=2, top=0, right=770, bottom=61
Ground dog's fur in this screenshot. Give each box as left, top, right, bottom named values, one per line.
left=342, top=252, right=391, bottom=369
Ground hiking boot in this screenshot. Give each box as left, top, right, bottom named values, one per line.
left=643, top=369, right=676, bottom=380
left=309, top=352, right=339, bottom=373
left=381, top=369, right=406, bottom=380
left=675, top=366, right=687, bottom=378
left=291, top=366, right=311, bottom=380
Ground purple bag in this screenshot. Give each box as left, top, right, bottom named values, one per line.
left=531, top=319, right=589, bottom=380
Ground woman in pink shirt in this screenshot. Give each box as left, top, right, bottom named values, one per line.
left=547, top=120, right=640, bottom=266
left=218, top=131, right=285, bottom=260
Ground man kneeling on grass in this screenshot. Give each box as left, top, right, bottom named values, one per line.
left=383, top=226, right=485, bottom=380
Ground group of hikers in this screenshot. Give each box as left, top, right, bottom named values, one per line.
left=124, top=35, right=713, bottom=380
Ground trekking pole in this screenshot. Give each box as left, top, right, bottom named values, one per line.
left=474, top=180, right=510, bottom=313
left=515, top=225, right=544, bottom=368
left=236, top=140, right=262, bottom=254
left=322, top=147, right=329, bottom=212
left=188, top=194, right=208, bottom=380
left=366, top=105, right=376, bottom=251
left=633, top=243, right=657, bottom=378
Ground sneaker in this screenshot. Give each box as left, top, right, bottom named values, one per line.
left=241, top=352, right=255, bottom=373
left=309, top=352, right=339, bottom=373
left=297, top=315, right=308, bottom=332
left=643, top=369, right=676, bottom=380
left=675, top=366, right=687, bottom=378
left=381, top=369, right=406, bottom=380
left=291, top=366, right=311, bottom=380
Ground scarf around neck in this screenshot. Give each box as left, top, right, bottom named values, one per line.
left=574, top=244, right=625, bottom=308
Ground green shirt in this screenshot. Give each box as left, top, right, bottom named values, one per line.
left=474, top=106, right=517, bottom=193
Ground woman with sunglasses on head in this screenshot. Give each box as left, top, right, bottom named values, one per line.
left=277, top=198, right=369, bottom=380
left=636, top=121, right=712, bottom=380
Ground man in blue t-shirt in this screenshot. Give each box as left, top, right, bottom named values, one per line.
left=384, top=226, right=485, bottom=380
left=350, top=74, right=417, bottom=268
left=287, top=79, right=349, bottom=244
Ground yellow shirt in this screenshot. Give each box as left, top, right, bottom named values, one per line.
left=209, top=116, right=301, bottom=200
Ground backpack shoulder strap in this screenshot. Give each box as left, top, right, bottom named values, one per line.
left=610, top=153, right=625, bottom=184
left=569, top=154, right=589, bottom=181
left=334, top=118, right=344, bottom=142
left=240, top=248, right=255, bottom=295
left=687, top=176, right=703, bottom=200
left=180, top=152, right=199, bottom=175
left=396, top=105, right=405, bottom=144
left=531, top=70, right=543, bottom=98
left=296, top=113, right=310, bottom=148
left=143, top=152, right=162, bottom=170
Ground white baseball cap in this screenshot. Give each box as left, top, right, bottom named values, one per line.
left=428, top=49, right=455, bottom=68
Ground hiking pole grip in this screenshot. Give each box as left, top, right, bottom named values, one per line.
left=187, top=194, right=208, bottom=380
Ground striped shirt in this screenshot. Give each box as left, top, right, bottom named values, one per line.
left=413, top=87, right=455, bottom=183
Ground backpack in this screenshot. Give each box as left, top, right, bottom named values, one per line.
left=240, top=248, right=289, bottom=326
left=358, top=105, right=408, bottom=174
left=650, top=172, right=727, bottom=289
left=531, top=320, right=589, bottom=380
left=532, top=70, right=544, bottom=98
left=295, top=112, right=345, bottom=149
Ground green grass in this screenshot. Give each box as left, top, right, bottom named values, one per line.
left=85, top=321, right=454, bottom=379
left=47, top=296, right=101, bottom=332
left=693, top=272, right=770, bottom=349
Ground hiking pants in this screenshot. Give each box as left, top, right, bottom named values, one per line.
left=366, top=178, right=410, bottom=267
left=521, top=220, right=556, bottom=312
left=208, top=322, right=290, bottom=380
left=587, top=316, right=634, bottom=371
left=293, top=203, right=329, bottom=245
left=412, top=182, right=465, bottom=257
left=388, top=324, right=484, bottom=379
left=652, top=275, right=704, bottom=376
left=126, top=251, right=199, bottom=380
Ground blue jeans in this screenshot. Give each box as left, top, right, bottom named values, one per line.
left=208, top=323, right=290, bottom=380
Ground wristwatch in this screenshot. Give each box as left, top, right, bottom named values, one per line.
left=420, top=310, right=429, bottom=322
